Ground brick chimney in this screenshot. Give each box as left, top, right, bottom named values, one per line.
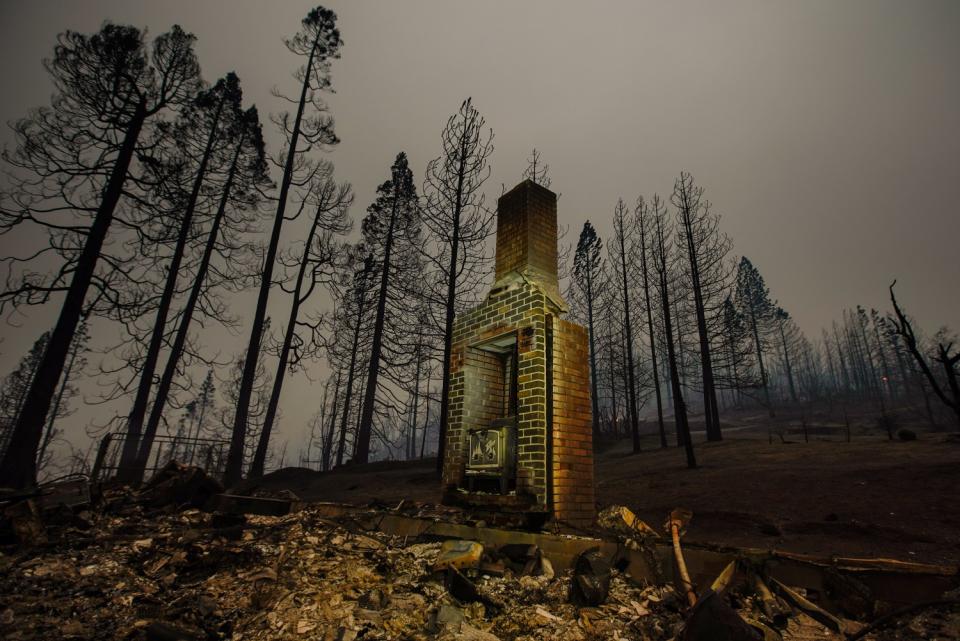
left=441, top=179, right=595, bottom=528
left=494, top=180, right=560, bottom=298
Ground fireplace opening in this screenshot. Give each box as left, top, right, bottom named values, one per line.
left=464, top=331, right=519, bottom=495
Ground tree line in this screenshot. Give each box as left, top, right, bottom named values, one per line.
left=565, top=174, right=959, bottom=469
left=1, top=7, right=956, bottom=488
left=0, top=6, right=505, bottom=488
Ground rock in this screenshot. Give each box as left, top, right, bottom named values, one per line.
left=898, top=428, right=917, bottom=441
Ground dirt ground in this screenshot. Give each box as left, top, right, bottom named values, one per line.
left=251, top=418, right=960, bottom=567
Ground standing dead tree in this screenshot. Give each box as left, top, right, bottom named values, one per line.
left=226, top=7, right=342, bottom=486
left=649, top=195, right=696, bottom=468
left=251, top=167, right=352, bottom=477
left=610, top=199, right=641, bottom=451
left=117, top=74, right=251, bottom=480
left=635, top=197, right=668, bottom=448
left=355, top=153, right=420, bottom=463
left=132, top=104, right=271, bottom=480
left=672, top=172, right=730, bottom=441
left=573, top=221, right=604, bottom=438
left=889, top=281, right=960, bottom=430
left=419, top=97, right=494, bottom=473
left=0, top=24, right=201, bottom=488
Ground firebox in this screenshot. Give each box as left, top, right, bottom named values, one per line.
left=441, top=179, right=595, bottom=527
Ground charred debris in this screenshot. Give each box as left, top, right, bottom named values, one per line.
left=1, top=464, right=959, bottom=641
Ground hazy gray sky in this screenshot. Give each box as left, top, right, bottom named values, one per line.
left=1, top=1, right=958, bottom=462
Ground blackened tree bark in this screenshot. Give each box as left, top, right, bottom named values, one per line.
left=889, top=281, right=960, bottom=430
left=250, top=173, right=352, bottom=477
left=611, top=199, right=641, bottom=451
left=421, top=98, right=494, bottom=474
left=673, top=172, right=726, bottom=441
left=0, top=25, right=200, bottom=487
left=635, top=197, right=668, bottom=448
left=356, top=153, right=417, bottom=464
left=226, top=7, right=342, bottom=486
left=650, top=196, right=696, bottom=468
left=574, top=221, right=604, bottom=438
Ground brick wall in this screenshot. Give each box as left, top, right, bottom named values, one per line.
left=443, top=281, right=552, bottom=501
left=551, top=319, right=595, bottom=526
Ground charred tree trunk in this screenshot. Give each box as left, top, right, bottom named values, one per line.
left=677, top=191, right=721, bottom=441
left=356, top=183, right=402, bottom=464
left=134, top=134, right=245, bottom=481
left=0, top=100, right=147, bottom=489
left=225, top=36, right=320, bottom=486
left=435, top=152, right=465, bottom=474
left=120, top=94, right=227, bottom=482
left=638, top=213, right=667, bottom=448
left=321, top=368, right=342, bottom=471
left=615, top=212, right=641, bottom=452
left=250, top=205, right=326, bottom=477
left=654, top=221, right=696, bottom=469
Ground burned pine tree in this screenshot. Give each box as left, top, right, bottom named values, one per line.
left=251, top=167, right=352, bottom=477
left=0, top=24, right=201, bottom=488
left=133, top=104, right=271, bottom=480
left=327, top=246, right=377, bottom=467
left=226, top=6, right=343, bottom=486
left=355, top=152, right=421, bottom=464
left=649, top=195, right=696, bottom=468
left=672, top=172, right=730, bottom=442
left=573, top=221, right=604, bottom=438
left=889, top=281, right=960, bottom=430
left=419, top=97, right=495, bottom=472
left=116, top=73, right=262, bottom=481
left=609, top=199, right=642, bottom=452
left=734, top=257, right=776, bottom=418
left=774, top=307, right=801, bottom=405
left=634, top=197, right=668, bottom=448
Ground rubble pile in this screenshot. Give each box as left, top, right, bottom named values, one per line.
left=0, top=498, right=692, bottom=641
left=0, top=470, right=958, bottom=640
